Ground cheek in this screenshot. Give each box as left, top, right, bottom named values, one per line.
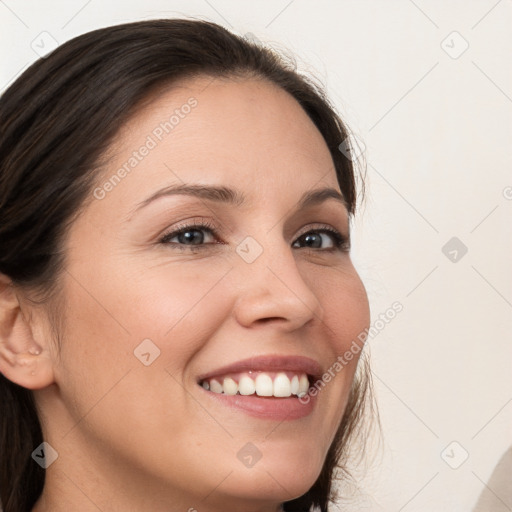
left=65, top=253, right=232, bottom=346
left=307, top=265, right=370, bottom=430
left=312, top=263, right=370, bottom=353
left=54, top=253, right=229, bottom=392
left=52, top=259, right=236, bottom=483
left=122, top=260, right=234, bottom=371
left=56, top=257, right=238, bottom=436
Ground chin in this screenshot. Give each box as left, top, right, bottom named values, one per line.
left=223, top=444, right=325, bottom=504
left=223, top=473, right=318, bottom=507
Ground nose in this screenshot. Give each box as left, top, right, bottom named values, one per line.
left=232, top=237, right=324, bottom=331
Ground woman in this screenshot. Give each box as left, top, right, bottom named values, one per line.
left=0, top=18, right=375, bottom=512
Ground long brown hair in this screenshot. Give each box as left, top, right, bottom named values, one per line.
left=0, top=18, right=375, bottom=512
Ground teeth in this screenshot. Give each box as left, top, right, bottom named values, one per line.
left=298, top=374, right=309, bottom=397
left=223, top=377, right=238, bottom=395
left=273, top=372, right=291, bottom=397
left=290, top=375, right=299, bottom=395
left=201, top=372, right=310, bottom=398
left=238, top=375, right=256, bottom=395
left=255, top=374, right=273, bottom=396
left=209, top=379, right=223, bottom=394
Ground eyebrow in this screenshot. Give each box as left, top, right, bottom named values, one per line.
left=130, top=183, right=348, bottom=218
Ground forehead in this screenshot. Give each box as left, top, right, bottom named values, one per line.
left=93, top=76, right=340, bottom=214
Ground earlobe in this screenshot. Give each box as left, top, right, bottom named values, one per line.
left=0, top=274, right=55, bottom=390
left=0, top=345, right=54, bottom=390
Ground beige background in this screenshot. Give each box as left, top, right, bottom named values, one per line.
left=1, top=1, right=511, bottom=510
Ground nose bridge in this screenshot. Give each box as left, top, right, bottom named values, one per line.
left=232, top=231, right=324, bottom=328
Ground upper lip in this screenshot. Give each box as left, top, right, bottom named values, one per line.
left=196, top=354, right=323, bottom=383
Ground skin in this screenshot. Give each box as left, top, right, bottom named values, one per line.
left=0, top=76, right=370, bottom=512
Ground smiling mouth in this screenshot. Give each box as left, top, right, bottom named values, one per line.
left=198, top=371, right=311, bottom=398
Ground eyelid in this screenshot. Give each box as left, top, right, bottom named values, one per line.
left=158, top=218, right=221, bottom=244
left=295, top=222, right=349, bottom=240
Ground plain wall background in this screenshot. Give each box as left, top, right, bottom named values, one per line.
left=1, top=1, right=511, bottom=510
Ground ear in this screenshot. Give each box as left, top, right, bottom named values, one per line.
left=0, top=273, right=55, bottom=390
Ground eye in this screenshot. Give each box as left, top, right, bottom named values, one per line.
left=292, top=227, right=350, bottom=252
left=158, top=219, right=218, bottom=248
left=158, top=220, right=350, bottom=253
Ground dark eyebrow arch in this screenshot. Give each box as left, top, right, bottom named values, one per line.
left=129, top=183, right=348, bottom=219
left=297, top=187, right=348, bottom=211
left=134, top=184, right=245, bottom=211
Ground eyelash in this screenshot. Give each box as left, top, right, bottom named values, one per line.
left=158, top=219, right=350, bottom=252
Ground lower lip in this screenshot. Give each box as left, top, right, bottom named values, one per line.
left=200, top=389, right=317, bottom=420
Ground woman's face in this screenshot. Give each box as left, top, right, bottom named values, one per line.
left=37, top=76, right=370, bottom=511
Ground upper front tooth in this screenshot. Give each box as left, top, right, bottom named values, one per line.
left=238, top=375, right=256, bottom=395
left=223, top=377, right=238, bottom=395
left=273, top=372, right=292, bottom=397
left=255, top=373, right=273, bottom=396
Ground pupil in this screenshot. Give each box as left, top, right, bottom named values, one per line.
left=304, top=233, right=321, bottom=248
left=180, top=230, right=203, bottom=244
